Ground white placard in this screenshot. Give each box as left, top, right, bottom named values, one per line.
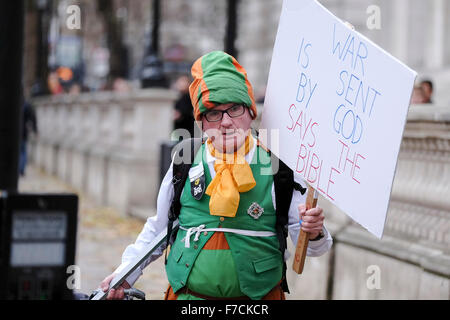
left=260, top=0, right=417, bottom=238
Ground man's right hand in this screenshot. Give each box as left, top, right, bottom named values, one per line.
left=100, top=273, right=131, bottom=300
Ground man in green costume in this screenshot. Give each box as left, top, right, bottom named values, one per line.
left=101, top=51, right=332, bottom=300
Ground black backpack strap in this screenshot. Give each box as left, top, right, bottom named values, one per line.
left=273, top=156, right=294, bottom=231
left=272, top=154, right=294, bottom=293
left=271, top=153, right=307, bottom=293
left=165, top=138, right=203, bottom=264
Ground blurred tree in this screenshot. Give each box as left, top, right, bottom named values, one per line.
left=97, top=0, right=129, bottom=82
left=225, top=0, right=238, bottom=58
left=151, top=0, right=160, bottom=55
left=29, top=0, right=51, bottom=96
left=140, top=0, right=167, bottom=88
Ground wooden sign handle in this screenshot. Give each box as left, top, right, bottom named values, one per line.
left=292, top=186, right=318, bottom=274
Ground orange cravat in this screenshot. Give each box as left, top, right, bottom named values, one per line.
left=205, top=134, right=256, bottom=217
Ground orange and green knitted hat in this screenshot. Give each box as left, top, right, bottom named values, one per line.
left=189, top=51, right=257, bottom=121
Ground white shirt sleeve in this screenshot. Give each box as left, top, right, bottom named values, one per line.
left=114, top=162, right=174, bottom=286
left=272, top=175, right=333, bottom=259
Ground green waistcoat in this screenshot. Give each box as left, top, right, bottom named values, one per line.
left=165, top=143, right=283, bottom=300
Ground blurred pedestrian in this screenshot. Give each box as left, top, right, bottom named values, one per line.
left=19, top=101, right=38, bottom=176
left=411, top=85, right=425, bottom=104
left=420, top=79, right=433, bottom=104
left=47, top=70, right=63, bottom=95
left=112, top=77, right=131, bottom=93
left=256, top=85, right=267, bottom=104
left=68, top=83, right=82, bottom=95
left=173, top=75, right=195, bottom=137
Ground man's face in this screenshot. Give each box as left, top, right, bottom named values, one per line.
left=201, top=103, right=253, bottom=154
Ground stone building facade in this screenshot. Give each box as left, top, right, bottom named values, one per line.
left=236, top=0, right=450, bottom=105
left=24, top=0, right=450, bottom=102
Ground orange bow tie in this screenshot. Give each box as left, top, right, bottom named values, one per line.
left=205, top=134, right=256, bottom=217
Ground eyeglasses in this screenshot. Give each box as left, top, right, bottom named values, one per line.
left=203, top=104, right=246, bottom=122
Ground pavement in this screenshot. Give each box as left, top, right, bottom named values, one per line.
left=18, top=165, right=168, bottom=300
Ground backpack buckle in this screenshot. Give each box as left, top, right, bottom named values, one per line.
left=293, top=182, right=307, bottom=195
left=172, top=175, right=182, bottom=185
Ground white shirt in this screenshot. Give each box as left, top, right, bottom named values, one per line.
left=116, top=136, right=333, bottom=286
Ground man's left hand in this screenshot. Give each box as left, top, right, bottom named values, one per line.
left=298, top=204, right=325, bottom=240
